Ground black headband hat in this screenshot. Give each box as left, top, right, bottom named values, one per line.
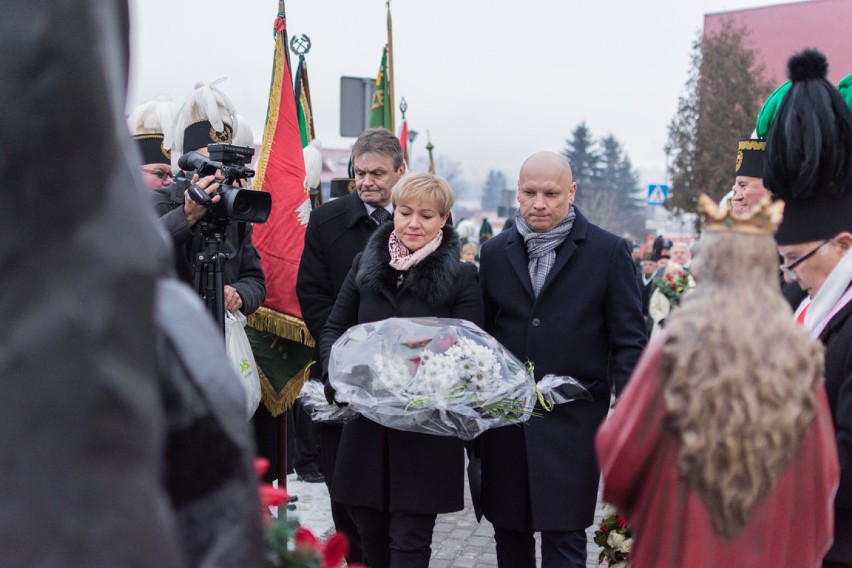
left=132, top=134, right=171, bottom=165
left=175, top=78, right=238, bottom=155
left=329, top=178, right=356, bottom=198
left=127, top=96, right=175, bottom=165
left=765, top=49, right=852, bottom=245
left=735, top=139, right=765, bottom=178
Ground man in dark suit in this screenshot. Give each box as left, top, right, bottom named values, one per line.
left=296, top=127, right=405, bottom=565
left=478, top=151, right=647, bottom=568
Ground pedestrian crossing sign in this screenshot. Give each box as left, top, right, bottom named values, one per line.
left=648, top=185, right=668, bottom=205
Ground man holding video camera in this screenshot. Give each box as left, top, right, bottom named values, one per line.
left=153, top=81, right=265, bottom=316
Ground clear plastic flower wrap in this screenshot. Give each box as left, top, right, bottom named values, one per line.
left=327, top=317, right=591, bottom=440
left=298, top=380, right=358, bottom=424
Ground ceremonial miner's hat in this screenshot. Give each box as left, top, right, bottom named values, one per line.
left=127, top=96, right=175, bottom=165
left=330, top=178, right=356, bottom=198
left=755, top=81, right=791, bottom=140
left=763, top=49, right=852, bottom=245
left=735, top=139, right=765, bottom=179
left=175, top=78, right=237, bottom=155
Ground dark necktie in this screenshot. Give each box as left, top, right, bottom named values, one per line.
left=371, top=208, right=392, bottom=224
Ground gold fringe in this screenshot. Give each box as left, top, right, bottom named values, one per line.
left=252, top=31, right=285, bottom=189
left=258, top=361, right=310, bottom=417
left=247, top=306, right=315, bottom=347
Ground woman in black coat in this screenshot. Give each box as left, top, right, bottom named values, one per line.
left=320, top=172, right=483, bottom=568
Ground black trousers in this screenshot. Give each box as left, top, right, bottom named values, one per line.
left=317, top=423, right=365, bottom=564
left=251, top=403, right=278, bottom=483
left=348, top=505, right=437, bottom=568
left=287, top=399, right=321, bottom=476
left=493, top=524, right=586, bottom=568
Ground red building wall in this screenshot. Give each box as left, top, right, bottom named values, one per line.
left=704, top=0, right=852, bottom=86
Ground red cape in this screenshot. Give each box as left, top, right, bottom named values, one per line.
left=596, top=335, right=839, bottom=567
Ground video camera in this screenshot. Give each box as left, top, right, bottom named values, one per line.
left=174, top=143, right=272, bottom=224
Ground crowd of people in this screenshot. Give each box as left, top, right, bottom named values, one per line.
left=6, top=7, right=851, bottom=567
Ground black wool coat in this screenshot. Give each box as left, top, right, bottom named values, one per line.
left=320, top=222, right=484, bottom=514
left=152, top=189, right=266, bottom=315
left=820, top=300, right=852, bottom=564
left=477, top=207, right=647, bottom=532
left=297, top=191, right=384, bottom=350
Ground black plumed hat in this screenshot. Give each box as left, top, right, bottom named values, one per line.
left=735, top=139, right=765, bottom=178
left=765, top=49, right=852, bottom=244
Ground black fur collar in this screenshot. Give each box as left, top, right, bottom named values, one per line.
left=356, top=222, right=462, bottom=305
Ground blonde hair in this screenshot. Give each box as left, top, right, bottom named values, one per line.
left=662, top=230, right=822, bottom=537
left=461, top=243, right=477, bottom=256
left=391, top=172, right=455, bottom=216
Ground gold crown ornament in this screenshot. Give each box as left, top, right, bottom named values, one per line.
left=697, top=193, right=784, bottom=235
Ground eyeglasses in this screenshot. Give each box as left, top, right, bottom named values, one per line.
left=779, top=239, right=831, bottom=280
left=142, top=168, right=174, bottom=181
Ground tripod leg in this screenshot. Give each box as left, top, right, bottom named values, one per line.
left=213, top=253, right=225, bottom=334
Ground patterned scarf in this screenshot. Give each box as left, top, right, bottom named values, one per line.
left=388, top=229, right=443, bottom=273
left=514, top=206, right=575, bottom=296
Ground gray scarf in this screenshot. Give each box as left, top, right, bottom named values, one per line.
left=514, top=206, right=575, bottom=296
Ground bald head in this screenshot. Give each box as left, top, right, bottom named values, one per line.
left=520, top=152, right=574, bottom=187
left=517, top=151, right=577, bottom=232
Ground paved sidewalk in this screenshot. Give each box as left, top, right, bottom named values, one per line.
left=280, top=465, right=605, bottom=567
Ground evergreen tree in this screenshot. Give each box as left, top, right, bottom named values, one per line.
left=562, top=122, right=600, bottom=187
left=599, top=135, right=645, bottom=236
left=561, top=122, right=644, bottom=234
left=481, top=169, right=506, bottom=210
left=666, top=19, right=772, bottom=218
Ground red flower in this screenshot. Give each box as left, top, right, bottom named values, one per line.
left=322, top=532, right=350, bottom=567
left=295, top=526, right=322, bottom=551
left=617, top=514, right=628, bottom=529
left=255, top=458, right=289, bottom=521
left=259, top=484, right=289, bottom=509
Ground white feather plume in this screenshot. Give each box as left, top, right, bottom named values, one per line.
left=303, top=139, right=323, bottom=190
left=174, top=78, right=238, bottom=154
left=127, top=95, right=176, bottom=149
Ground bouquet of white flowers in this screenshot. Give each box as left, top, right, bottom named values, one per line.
left=327, top=317, right=589, bottom=440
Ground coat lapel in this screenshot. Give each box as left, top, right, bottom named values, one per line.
left=506, top=231, right=535, bottom=300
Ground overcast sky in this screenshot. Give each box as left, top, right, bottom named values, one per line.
left=127, top=0, right=800, bottom=189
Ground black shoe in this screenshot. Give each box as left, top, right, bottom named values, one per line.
left=296, top=471, right=325, bottom=483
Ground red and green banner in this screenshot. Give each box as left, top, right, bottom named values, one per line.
left=248, top=11, right=314, bottom=415
left=369, top=45, right=391, bottom=130
left=399, top=119, right=409, bottom=165
left=294, top=55, right=314, bottom=148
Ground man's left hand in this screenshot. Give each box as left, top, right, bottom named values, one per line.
left=224, top=285, right=243, bottom=313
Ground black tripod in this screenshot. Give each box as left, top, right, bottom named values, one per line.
left=193, top=217, right=231, bottom=335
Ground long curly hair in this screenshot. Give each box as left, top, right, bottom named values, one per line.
left=661, top=231, right=822, bottom=538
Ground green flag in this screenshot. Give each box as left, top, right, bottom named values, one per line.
left=294, top=55, right=314, bottom=148
left=369, top=45, right=391, bottom=129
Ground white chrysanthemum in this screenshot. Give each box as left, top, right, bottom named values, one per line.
left=373, top=354, right=412, bottom=392
left=412, top=353, right=455, bottom=397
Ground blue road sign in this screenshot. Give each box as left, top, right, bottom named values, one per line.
left=648, top=184, right=668, bottom=205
